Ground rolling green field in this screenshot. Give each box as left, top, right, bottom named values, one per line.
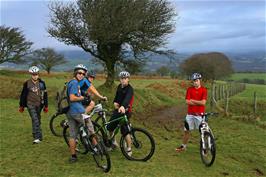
left=0, top=71, right=266, bottom=177
left=227, top=73, right=266, bottom=81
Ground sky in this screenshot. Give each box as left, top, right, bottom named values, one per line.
left=0, top=0, right=265, bottom=53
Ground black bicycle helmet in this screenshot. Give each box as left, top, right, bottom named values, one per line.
left=87, top=70, right=96, bottom=78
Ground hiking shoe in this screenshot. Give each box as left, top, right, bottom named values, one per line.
left=69, top=156, right=78, bottom=163
left=126, top=148, right=132, bottom=157
left=33, top=139, right=41, bottom=144
left=111, top=139, right=119, bottom=149
left=175, top=145, right=186, bottom=152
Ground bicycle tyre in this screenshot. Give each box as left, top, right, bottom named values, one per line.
left=120, top=127, right=155, bottom=161
left=92, top=134, right=111, bottom=173
left=49, top=112, right=66, bottom=137
left=200, top=131, right=216, bottom=167
left=63, top=125, right=88, bottom=154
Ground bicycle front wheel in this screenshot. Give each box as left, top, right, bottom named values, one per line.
left=120, top=127, right=155, bottom=161
left=63, top=125, right=88, bottom=154
left=200, top=131, right=216, bottom=167
left=49, top=112, right=66, bottom=137
left=92, top=134, right=111, bottom=173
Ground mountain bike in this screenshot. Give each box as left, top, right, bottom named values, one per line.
left=90, top=101, right=155, bottom=161
left=49, top=111, right=66, bottom=137
left=49, top=91, right=69, bottom=137
left=199, top=112, right=218, bottom=167
left=62, top=115, right=111, bottom=173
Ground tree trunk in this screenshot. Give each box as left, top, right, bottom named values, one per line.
left=104, top=59, right=115, bottom=87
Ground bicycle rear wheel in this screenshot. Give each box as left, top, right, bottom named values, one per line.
left=92, top=134, right=111, bottom=173
left=63, top=125, right=88, bottom=154
left=120, top=127, right=155, bottom=161
left=200, top=131, right=216, bottom=167
left=49, top=112, right=66, bottom=137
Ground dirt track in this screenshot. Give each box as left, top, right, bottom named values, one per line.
left=136, top=103, right=187, bottom=132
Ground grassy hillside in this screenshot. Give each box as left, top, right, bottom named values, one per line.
left=227, top=73, right=266, bottom=81
left=0, top=71, right=265, bottom=177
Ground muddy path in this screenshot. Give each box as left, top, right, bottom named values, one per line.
left=135, top=103, right=187, bottom=132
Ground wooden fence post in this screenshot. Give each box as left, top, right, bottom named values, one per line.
left=253, top=91, right=257, bottom=115
left=225, top=87, right=229, bottom=115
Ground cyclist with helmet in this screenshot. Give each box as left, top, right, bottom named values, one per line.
left=79, top=70, right=107, bottom=114
left=19, top=66, right=48, bottom=144
left=176, top=73, right=207, bottom=152
left=107, top=71, right=134, bottom=156
left=66, top=64, right=98, bottom=163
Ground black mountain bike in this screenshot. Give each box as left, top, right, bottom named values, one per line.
left=49, top=112, right=66, bottom=137
left=90, top=101, right=155, bottom=161
left=63, top=116, right=111, bottom=173
left=199, top=112, right=218, bottom=167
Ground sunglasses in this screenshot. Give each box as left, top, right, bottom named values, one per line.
left=77, top=72, right=86, bottom=76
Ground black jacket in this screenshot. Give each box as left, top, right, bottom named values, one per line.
left=19, top=78, right=48, bottom=108
left=113, top=84, right=134, bottom=112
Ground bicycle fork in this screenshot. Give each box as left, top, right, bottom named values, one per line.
left=200, top=125, right=212, bottom=150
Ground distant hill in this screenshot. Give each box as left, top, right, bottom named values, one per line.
left=0, top=50, right=265, bottom=72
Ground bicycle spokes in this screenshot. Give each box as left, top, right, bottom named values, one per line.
left=120, top=127, right=155, bottom=161
left=200, top=131, right=216, bottom=167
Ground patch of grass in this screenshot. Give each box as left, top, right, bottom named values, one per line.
left=1, top=99, right=265, bottom=177
left=227, top=73, right=266, bottom=81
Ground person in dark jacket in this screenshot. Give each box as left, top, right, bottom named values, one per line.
left=107, top=71, right=134, bottom=156
left=19, top=66, right=48, bottom=144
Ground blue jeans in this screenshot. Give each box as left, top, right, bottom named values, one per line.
left=27, top=105, right=42, bottom=140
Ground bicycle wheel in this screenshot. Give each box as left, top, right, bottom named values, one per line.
left=92, top=134, right=111, bottom=173
left=200, top=131, right=216, bottom=167
left=120, top=127, right=155, bottom=161
left=63, top=125, right=88, bottom=154
left=49, top=112, right=66, bottom=137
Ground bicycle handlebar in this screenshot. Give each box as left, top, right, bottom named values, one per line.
left=202, top=112, right=219, bottom=117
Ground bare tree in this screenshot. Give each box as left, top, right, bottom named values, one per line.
left=30, top=48, right=67, bottom=74
left=0, top=26, right=33, bottom=64
left=48, top=0, right=176, bottom=86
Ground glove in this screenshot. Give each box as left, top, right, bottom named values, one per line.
left=43, top=107, right=48, bottom=113
left=19, top=107, right=24, bottom=113
left=102, top=96, right=108, bottom=101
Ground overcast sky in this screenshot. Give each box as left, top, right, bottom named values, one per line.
left=1, top=0, right=265, bottom=53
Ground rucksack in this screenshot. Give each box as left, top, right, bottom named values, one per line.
left=55, top=82, right=69, bottom=114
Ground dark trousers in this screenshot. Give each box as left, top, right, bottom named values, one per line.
left=106, top=110, right=131, bottom=136
left=27, top=105, right=42, bottom=140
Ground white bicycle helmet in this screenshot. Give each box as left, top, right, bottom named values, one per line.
left=119, top=71, right=130, bottom=78
left=29, top=66, right=40, bottom=73
left=74, top=64, right=88, bottom=72
left=191, top=73, right=202, bottom=80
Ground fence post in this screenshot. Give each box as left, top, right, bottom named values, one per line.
left=225, top=87, right=229, bottom=115
left=222, top=84, right=225, bottom=99
left=210, top=82, right=214, bottom=111
left=253, top=91, right=257, bottom=115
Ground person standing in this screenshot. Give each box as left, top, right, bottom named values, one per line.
left=176, top=73, right=207, bottom=152
left=19, top=66, right=48, bottom=144
left=107, top=71, right=134, bottom=156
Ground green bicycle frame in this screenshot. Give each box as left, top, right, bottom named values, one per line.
left=95, top=114, right=129, bottom=139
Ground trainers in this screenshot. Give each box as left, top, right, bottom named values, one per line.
left=69, top=156, right=77, bottom=163
left=126, top=148, right=132, bottom=156
left=33, top=139, right=41, bottom=144
left=175, top=145, right=186, bottom=152
left=111, top=139, right=119, bottom=149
